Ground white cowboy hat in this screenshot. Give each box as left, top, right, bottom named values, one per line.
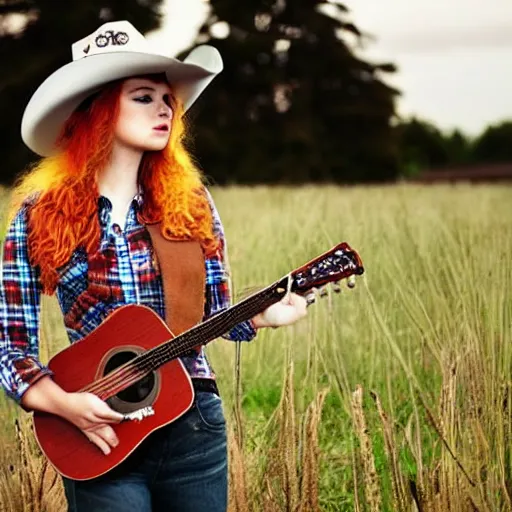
left=21, top=20, right=223, bottom=156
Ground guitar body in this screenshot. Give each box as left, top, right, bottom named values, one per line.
left=31, top=242, right=365, bottom=481
left=33, top=304, right=194, bottom=481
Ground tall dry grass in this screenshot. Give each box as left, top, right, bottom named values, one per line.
left=0, top=416, right=65, bottom=512
left=0, top=184, right=510, bottom=510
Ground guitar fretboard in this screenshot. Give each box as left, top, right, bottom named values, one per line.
left=132, top=276, right=291, bottom=375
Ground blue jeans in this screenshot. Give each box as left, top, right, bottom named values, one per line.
left=63, top=392, right=227, bottom=512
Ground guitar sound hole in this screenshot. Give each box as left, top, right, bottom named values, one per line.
left=103, top=351, right=155, bottom=403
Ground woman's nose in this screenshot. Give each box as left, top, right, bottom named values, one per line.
left=158, top=103, right=172, bottom=119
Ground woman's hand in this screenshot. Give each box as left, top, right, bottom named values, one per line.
left=251, top=292, right=308, bottom=329
left=21, top=375, right=123, bottom=455
left=59, top=392, right=124, bottom=455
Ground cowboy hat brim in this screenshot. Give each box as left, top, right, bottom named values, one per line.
left=21, top=45, right=222, bottom=156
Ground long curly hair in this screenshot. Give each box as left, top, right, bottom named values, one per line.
left=10, top=77, right=218, bottom=294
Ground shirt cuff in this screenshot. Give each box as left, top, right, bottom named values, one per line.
left=11, top=358, right=53, bottom=408
left=222, top=319, right=257, bottom=342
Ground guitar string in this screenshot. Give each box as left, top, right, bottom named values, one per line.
left=84, top=321, right=215, bottom=396
left=86, top=302, right=265, bottom=397
left=91, top=295, right=293, bottom=399
left=84, top=336, right=194, bottom=397
left=87, top=276, right=319, bottom=398
left=84, top=287, right=280, bottom=397
left=285, top=272, right=292, bottom=296
left=85, top=270, right=350, bottom=398
left=85, top=328, right=193, bottom=397
left=92, top=286, right=288, bottom=397
left=83, top=325, right=180, bottom=397
left=84, top=261, right=358, bottom=398
left=84, top=365, right=142, bottom=396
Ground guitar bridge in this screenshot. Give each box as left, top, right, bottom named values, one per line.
left=122, top=406, right=155, bottom=422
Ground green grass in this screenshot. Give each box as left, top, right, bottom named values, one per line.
left=1, top=183, right=511, bottom=511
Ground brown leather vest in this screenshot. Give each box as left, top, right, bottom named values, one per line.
left=144, top=223, right=206, bottom=336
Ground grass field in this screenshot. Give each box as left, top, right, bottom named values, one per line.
left=0, top=184, right=511, bottom=511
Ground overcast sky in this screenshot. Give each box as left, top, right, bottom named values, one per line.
left=148, top=0, right=512, bottom=135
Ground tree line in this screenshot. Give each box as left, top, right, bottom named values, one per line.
left=396, top=118, right=512, bottom=178
left=0, top=0, right=510, bottom=186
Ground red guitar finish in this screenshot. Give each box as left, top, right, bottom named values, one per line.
left=33, top=305, right=194, bottom=481
left=32, top=242, right=365, bottom=481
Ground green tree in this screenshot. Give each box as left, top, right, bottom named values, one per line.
left=396, top=117, right=452, bottom=176
left=472, top=121, right=512, bottom=163
left=187, top=0, right=399, bottom=184
left=0, top=0, right=163, bottom=185
left=444, top=129, right=472, bottom=166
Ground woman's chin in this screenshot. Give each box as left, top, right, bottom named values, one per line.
left=139, top=140, right=169, bottom=152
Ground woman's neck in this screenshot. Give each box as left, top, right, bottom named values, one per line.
left=98, top=143, right=144, bottom=228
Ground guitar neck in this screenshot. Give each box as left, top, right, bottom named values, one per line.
left=134, top=276, right=292, bottom=374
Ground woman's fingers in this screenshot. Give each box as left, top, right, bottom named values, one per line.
left=278, top=293, right=307, bottom=324
left=256, top=292, right=309, bottom=328
left=84, top=424, right=119, bottom=454
left=94, top=408, right=124, bottom=423
left=99, top=425, right=120, bottom=448
left=288, top=293, right=307, bottom=316
left=87, top=394, right=125, bottom=423
left=85, top=430, right=112, bottom=455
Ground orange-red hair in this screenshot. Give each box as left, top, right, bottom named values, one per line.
left=10, top=78, right=218, bottom=294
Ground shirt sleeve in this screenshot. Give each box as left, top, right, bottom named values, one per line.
left=203, top=189, right=257, bottom=342
left=0, top=204, right=52, bottom=404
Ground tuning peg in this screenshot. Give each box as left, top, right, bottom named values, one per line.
left=347, top=275, right=356, bottom=289
left=331, top=281, right=341, bottom=294
left=319, top=286, right=329, bottom=298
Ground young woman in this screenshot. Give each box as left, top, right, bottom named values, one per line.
left=0, top=21, right=307, bottom=511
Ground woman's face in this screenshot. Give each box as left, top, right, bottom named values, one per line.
left=114, top=77, right=173, bottom=152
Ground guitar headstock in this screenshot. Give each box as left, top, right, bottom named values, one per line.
left=290, top=242, right=364, bottom=296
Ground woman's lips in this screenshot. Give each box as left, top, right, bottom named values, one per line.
left=153, top=124, right=169, bottom=132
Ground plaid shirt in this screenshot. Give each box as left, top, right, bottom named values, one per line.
left=0, top=191, right=256, bottom=403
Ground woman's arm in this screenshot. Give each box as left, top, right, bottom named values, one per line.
left=0, top=204, right=53, bottom=402
left=0, top=204, right=123, bottom=454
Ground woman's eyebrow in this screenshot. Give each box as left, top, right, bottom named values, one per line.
left=129, top=86, right=156, bottom=93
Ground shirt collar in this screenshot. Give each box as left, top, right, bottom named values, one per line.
left=97, top=193, right=144, bottom=229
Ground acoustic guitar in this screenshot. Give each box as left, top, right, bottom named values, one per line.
left=33, top=242, right=364, bottom=480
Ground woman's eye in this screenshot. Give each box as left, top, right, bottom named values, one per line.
left=134, top=95, right=152, bottom=104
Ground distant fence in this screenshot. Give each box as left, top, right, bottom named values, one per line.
left=413, top=163, right=512, bottom=183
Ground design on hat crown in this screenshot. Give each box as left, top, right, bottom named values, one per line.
left=72, top=21, right=148, bottom=62
left=95, top=29, right=129, bottom=49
